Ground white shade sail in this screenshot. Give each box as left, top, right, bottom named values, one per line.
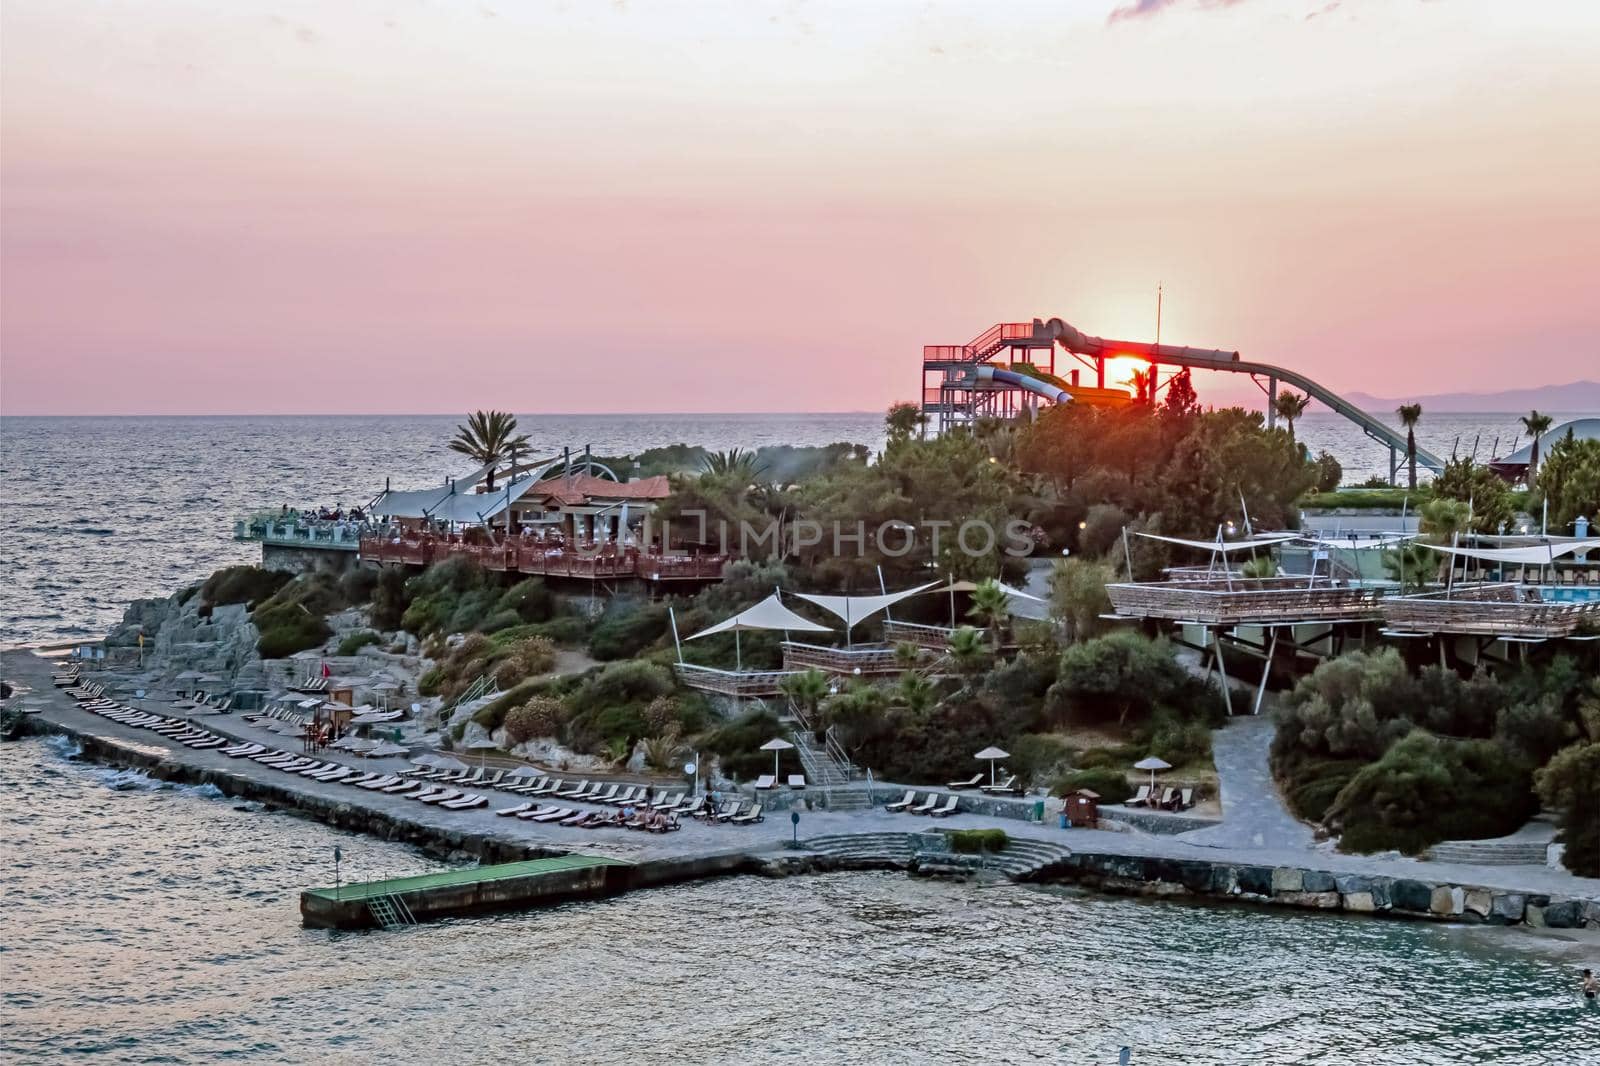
left=1133, top=532, right=1298, bottom=553
left=372, top=476, right=542, bottom=524
left=995, top=581, right=1044, bottom=603
left=1296, top=534, right=1416, bottom=549
left=686, top=594, right=832, bottom=640
left=1417, top=539, right=1600, bottom=565
left=794, top=581, right=939, bottom=628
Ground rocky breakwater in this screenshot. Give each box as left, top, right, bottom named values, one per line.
left=1052, top=852, right=1600, bottom=929
left=105, top=592, right=267, bottom=689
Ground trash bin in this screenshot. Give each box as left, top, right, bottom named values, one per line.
left=1058, top=812, right=1068, bottom=830
left=1034, top=800, right=1046, bottom=823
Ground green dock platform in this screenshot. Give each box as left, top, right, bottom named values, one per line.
left=299, top=848, right=758, bottom=929
left=301, top=854, right=634, bottom=928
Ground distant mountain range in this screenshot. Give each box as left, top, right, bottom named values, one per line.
left=1343, top=381, right=1600, bottom=413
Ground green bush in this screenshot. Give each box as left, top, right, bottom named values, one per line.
left=1052, top=768, right=1133, bottom=805
left=705, top=709, right=784, bottom=781
left=489, top=616, right=589, bottom=646
left=369, top=567, right=411, bottom=631
left=566, top=660, right=676, bottom=716
left=587, top=601, right=670, bottom=661
left=1047, top=631, right=1220, bottom=729
left=1144, top=715, right=1213, bottom=767
left=338, top=567, right=380, bottom=605
left=1535, top=741, right=1600, bottom=877
left=503, top=697, right=565, bottom=746
left=336, top=630, right=382, bottom=656
left=200, top=565, right=293, bottom=610
left=1073, top=744, right=1142, bottom=770
left=255, top=603, right=332, bottom=659
left=1329, top=731, right=1537, bottom=855
left=473, top=679, right=549, bottom=733
left=1279, top=756, right=1364, bottom=822
left=1005, top=733, right=1073, bottom=790
left=948, top=828, right=1008, bottom=854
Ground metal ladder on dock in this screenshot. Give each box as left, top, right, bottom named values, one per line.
left=366, top=893, right=417, bottom=929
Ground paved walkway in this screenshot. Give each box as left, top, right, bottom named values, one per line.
left=1176, top=715, right=1315, bottom=851
left=10, top=651, right=1600, bottom=902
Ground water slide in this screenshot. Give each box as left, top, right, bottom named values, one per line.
left=1031, top=318, right=1447, bottom=474
left=975, top=364, right=1073, bottom=405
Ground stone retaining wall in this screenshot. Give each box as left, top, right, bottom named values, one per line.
left=1097, top=807, right=1219, bottom=835
left=1050, top=851, right=1600, bottom=929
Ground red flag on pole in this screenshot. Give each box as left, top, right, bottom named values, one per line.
left=321, top=661, right=331, bottom=678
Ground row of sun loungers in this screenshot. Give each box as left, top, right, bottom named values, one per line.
left=945, top=773, right=1023, bottom=795
left=293, top=677, right=331, bottom=693
left=1125, top=785, right=1195, bottom=811
left=883, top=790, right=961, bottom=817
left=752, top=775, right=806, bottom=790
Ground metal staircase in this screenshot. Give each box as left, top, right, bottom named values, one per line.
left=366, top=893, right=416, bottom=929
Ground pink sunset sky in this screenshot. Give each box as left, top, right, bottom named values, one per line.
left=2, top=0, right=1597, bottom=415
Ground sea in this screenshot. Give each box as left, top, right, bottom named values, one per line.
left=2, top=737, right=1596, bottom=1065
left=5, top=412, right=1600, bottom=1064
left=0, top=410, right=1591, bottom=648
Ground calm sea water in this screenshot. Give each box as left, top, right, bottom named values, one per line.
left=1, top=410, right=1589, bottom=646
left=2, top=737, right=1595, bottom=1064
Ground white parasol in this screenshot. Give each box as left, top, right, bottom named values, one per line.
left=974, top=746, right=1010, bottom=788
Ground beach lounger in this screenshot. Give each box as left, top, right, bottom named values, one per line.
left=356, top=775, right=400, bottom=790
left=383, top=780, right=429, bottom=795
left=1157, top=787, right=1180, bottom=811
left=458, top=769, right=486, bottom=786
left=927, top=796, right=960, bottom=818
left=556, top=779, right=589, bottom=798
left=787, top=775, right=806, bottom=789
left=559, top=809, right=592, bottom=825
left=675, top=797, right=706, bottom=818
left=946, top=774, right=984, bottom=790
left=753, top=775, right=776, bottom=791
left=529, top=806, right=571, bottom=823
left=317, top=767, right=357, bottom=783
left=506, top=776, right=547, bottom=795
left=341, top=772, right=380, bottom=786
left=587, top=784, right=619, bottom=805
left=731, top=804, right=764, bottom=825
left=189, top=738, right=227, bottom=750
left=516, top=805, right=561, bottom=820
left=481, top=770, right=506, bottom=788
left=496, top=802, right=534, bottom=817
left=224, top=744, right=265, bottom=757
left=652, top=791, right=684, bottom=811
left=981, top=775, right=1021, bottom=796
left=647, top=815, right=681, bottom=834
left=909, top=794, right=940, bottom=815
left=441, top=794, right=488, bottom=810
left=885, top=790, right=918, bottom=812
left=714, top=801, right=744, bottom=823
left=1125, top=785, right=1152, bottom=808
left=416, top=788, right=460, bottom=805
left=529, top=777, right=563, bottom=796
left=605, top=786, right=641, bottom=807
left=1175, top=787, right=1194, bottom=811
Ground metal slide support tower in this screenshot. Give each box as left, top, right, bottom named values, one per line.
left=920, top=317, right=1445, bottom=480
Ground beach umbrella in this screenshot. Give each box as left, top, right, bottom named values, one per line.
left=427, top=755, right=468, bottom=773
left=759, top=738, right=795, bottom=779
left=505, top=764, right=542, bottom=779
left=463, top=736, right=499, bottom=768
left=364, top=741, right=408, bottom=759
left=331, top=736, right=374, bottom=751
left=974, top=746, right=1010, bottom=788
left=175, top=670, right=204, bottom=682
left=410, top=753, right=446, bottom=769
left=1133, top=756, right=1172, bottom=794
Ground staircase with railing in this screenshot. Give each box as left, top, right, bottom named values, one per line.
left=366, top=893, right=417, bottom=929
left=783, top=703, right=854, bottom=788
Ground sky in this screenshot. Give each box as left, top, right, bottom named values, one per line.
left=2, top=0, right=1597, bottom=415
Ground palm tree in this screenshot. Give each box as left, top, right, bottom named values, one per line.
left=967, top=579, right=1011, bottom=649
left=701, top=448, right=768, bottom=484
left=778, top=668, right=830, bottom=730
left=448, top=411, right=529, bottom=492
left=946, top=625, right=989, bottom=684
left=885, top=401, right=926, bottom=443
left=893, top=672, right=937, bottom=714
left=1396, top=403, right=1423, bottom=490
left=893, top=641, right=921, bottom=670
left=1274, top=391, right=1311, bottom=447
left=1129, top=368, right=1153, bottom=405
left=1519, top=410, right=1553, bottom=486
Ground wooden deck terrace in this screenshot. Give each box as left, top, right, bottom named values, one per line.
left=359, top=536, right=726, bottom=582
left=882, top=620, right=958, bottom=651
left=1381, top=584, right=1600, bottom=639
left=780, top=641, right=903, bottom=675
left=671, top=663, right=800, bottom=697
left=1105, top=577, right=1385, bottom=626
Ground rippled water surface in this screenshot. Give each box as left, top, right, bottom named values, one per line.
left=4, top=410, right=1591, bottom=646
left=3, top=738, right=1595, bottom=1064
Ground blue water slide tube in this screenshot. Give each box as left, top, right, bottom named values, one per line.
left=975, top=364, right=1073, bottom=404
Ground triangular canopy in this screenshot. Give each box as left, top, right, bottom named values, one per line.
left=795, top=581, right=939, bottom=628
left=1133, top=532, right=1299, bottom=553
left=686, top=594, right=832, bottom=640
left=371, top=476, right=543, bottom=524
left=1296, top=534, right=1416, bottom=549
left=1417, top=539, right=1600, bottom=565
left=995, top=581, right=1044, bottom=603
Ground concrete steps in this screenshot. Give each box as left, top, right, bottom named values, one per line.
left=800, top=832, right=1075, bottom=880
left=1425, top=841, right=1551, bottom=866
left=802, top=832, right=916, bottom=869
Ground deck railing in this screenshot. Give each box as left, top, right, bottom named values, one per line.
left=1106, top=577, right=1385, bottom=625
left=672, top=663, right=799, bottom=697
left=881, top=619, right=983, bottom=651
left=358, top=535, right=726, bottom=582
left=780, top=641, right=903, bottom=675
left=237, top=519, right=366, bottom=551
left=1381, top=584, right=1600, bottom=638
